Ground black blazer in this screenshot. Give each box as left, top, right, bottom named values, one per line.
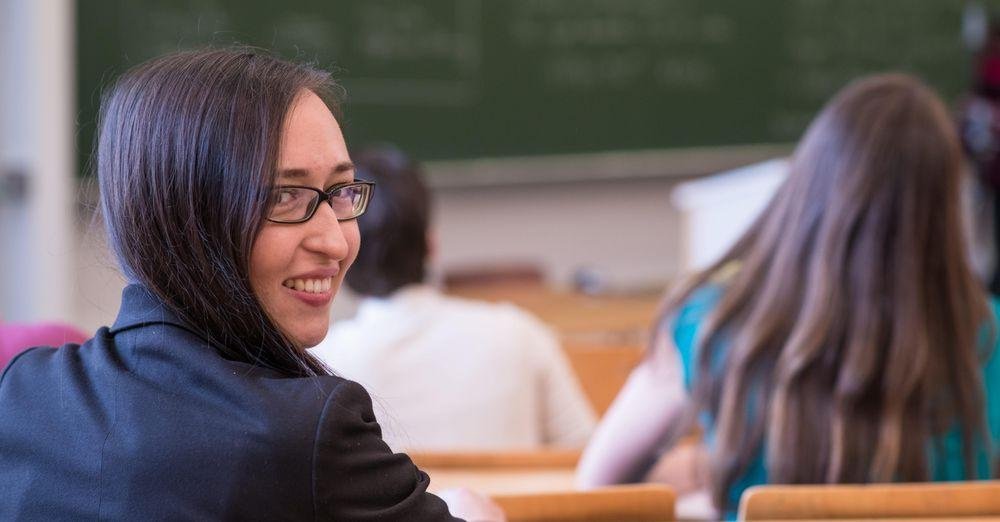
left=0, top=285, right=459, bottom=521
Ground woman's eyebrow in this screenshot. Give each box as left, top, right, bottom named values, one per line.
left=277, top=161, right=355, bottom=180
left=331, top=161, right=355, bottom=175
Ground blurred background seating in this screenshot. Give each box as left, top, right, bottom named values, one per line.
left=443, top=262, right=547, bottom=291
left=0, top=321, right=88, bottom=368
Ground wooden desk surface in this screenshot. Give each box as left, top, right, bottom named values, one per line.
left=426, top=469, right=717, bottom=520
left=411, top=449, right=581, bottom=469
left=426, top=468, right=578, bottom=495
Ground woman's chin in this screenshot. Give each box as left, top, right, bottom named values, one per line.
left=275, top=300, right=337, bottom=350
left=293, top=329, right=328, bottom=350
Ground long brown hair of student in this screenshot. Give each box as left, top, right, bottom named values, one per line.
left=662, top=73, right=994, bottom=508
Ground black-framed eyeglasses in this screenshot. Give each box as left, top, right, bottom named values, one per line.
left=266, top=180, right=375, bottom=224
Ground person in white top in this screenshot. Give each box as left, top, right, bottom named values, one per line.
left=310, top=145, right=596, bottom=451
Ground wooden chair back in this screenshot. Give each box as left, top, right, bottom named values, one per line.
left=443, top=262, right=546, bottom=290
left=444, top=285, right=660, bottom=342
left=562, top=342, right=644, bottom=415
left=493, top=484, right=675, bottom=522
left=738, top=481, right=1000, bottom=520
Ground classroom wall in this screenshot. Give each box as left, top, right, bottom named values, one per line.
left=432, top=178, right=682, bottom=290
left=72, top=198, right=124, bottom=334
left=0, top=0, right=76, bottom=323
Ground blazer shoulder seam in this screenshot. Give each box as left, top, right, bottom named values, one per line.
left=0, top=346, right=43, bottom=387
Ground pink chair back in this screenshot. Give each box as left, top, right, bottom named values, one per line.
left=0, top=323, right=88, bottom=369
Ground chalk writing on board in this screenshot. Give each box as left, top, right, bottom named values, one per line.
left=342, top=0, right=481, bottom=106
left=508, top=0, right=731, bottom=91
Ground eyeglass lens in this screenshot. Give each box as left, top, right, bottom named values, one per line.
left=268, top=184, right=370, bottom=223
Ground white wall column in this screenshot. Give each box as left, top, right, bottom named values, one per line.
left=0, top=0, right=75, bottom=322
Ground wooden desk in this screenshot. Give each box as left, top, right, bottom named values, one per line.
left=415, top=450, right=715, bottom=520
left=428, top=470, right=717, bottom=520
left=426, top=468, right=578, bottom=495
left=411, top=449, right=581, bottom=469
left=416, top=449, right=580, bottom=495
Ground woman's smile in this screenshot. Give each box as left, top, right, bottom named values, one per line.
left=281, top=268, right=340, bottom=306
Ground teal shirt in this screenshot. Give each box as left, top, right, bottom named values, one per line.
left=672, top=286, right=1000, bottom=516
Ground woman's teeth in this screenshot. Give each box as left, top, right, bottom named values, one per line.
left=282, top=277, right=333, bottom=293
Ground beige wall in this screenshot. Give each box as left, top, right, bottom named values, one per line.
left=431, top=178, right=681, bottom=289
left=0, top=0, right=75, bottom=323
left=72, top=203, right=126, bottom=333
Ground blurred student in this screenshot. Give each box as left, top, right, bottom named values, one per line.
left=960, top=22, right=1000, bottom=292
left=0, top=321, right=87, bottom=368
left=0, top=48, right=502, bottom=521
left=577, top=74, right=1000, bottom=518
left=311, top=146, right=596, bottom=451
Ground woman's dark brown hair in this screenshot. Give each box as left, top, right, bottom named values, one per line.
left=659, top=73, right=993, bottom=510
left=97, top=48, right=340, bottom=376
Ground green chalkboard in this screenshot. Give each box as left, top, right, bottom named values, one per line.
left=76, top=0, right=985, bottom=172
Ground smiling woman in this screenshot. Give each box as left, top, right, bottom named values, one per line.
left=0, top=48, right=501, bottom=521
left=249, top=90, right=362, bottom=349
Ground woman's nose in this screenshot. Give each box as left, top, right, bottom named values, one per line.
left=301, top=202, right=350, bottom=260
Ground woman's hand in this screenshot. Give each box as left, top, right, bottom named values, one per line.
left=436, top=488, right=507, bottom=522
left=643, top=438, right=709, bottom=495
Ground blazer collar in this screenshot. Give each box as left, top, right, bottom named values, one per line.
left=109, top=284, right=201, bottom=337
